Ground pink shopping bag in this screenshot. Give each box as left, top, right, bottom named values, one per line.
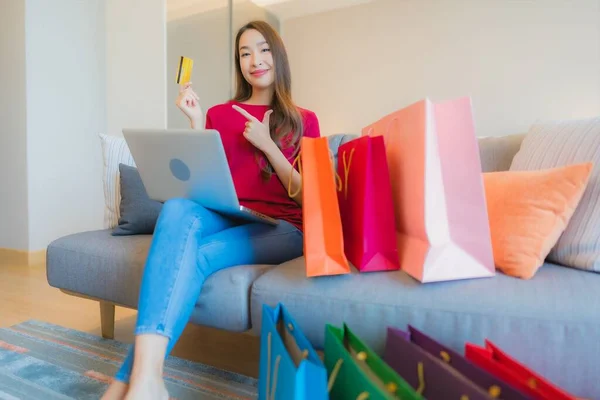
left=336, top=136, right=400, bottom=272
left=362, top=97, right=495, bottom=283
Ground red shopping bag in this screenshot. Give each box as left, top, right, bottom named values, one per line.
left=336, top=136, right=400, bottom=272
left=465, top=340, right=576, bottom=400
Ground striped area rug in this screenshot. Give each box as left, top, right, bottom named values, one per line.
left=0, top=320, right=257, bottom=400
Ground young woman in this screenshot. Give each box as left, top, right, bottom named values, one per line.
left=102, top=20, right=320, bottom=400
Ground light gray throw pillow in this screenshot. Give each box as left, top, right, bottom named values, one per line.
left=509, top=117, right=600, bottom=273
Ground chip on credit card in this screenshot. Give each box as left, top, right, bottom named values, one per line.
left=176, top=56, right=193, bottom=85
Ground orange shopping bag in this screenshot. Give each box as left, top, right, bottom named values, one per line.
left=291, top=137, right=351, bottom=277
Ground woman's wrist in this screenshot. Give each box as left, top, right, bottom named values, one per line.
left=190, top=115, right=203, bottom=130
left=262, top=140, right=280, bottom=159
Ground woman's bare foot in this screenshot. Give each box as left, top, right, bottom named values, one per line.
left=124, top=375, right=168, bottom=400
left=101, top=380, right=129, bottom=400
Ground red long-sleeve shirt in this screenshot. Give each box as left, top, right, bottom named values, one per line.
left=205, top=100, right=321, bottom=230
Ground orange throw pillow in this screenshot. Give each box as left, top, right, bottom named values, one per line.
left=483, top=163, right=593, bottom=279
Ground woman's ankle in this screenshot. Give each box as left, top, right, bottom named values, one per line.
left=129, top=334, right=169, bottom=382
left=130, top=365, right=163, bottom=383
left=124, top=377, right=168, bottom=400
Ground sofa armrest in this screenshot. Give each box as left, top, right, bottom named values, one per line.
left=327, top=133, right=359, bottom=169
left=478, top=133, right=526, bottom=172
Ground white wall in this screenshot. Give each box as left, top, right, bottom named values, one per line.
left=232, top=1, right=281, bottom=96
left=167, top=3, right=231, bottom=129
left=106, top=0, right=167, bottom=137
left=232, top=1, right=281, bottom=40
left=166, top=0, right=280, bottom=129
left=0, top=0, right=29, bottom=250
left=25, top=0, right=106, bottom=251
left=0, top=0, right=167, bottom=252
left=283, top=0, right=600, bottom=137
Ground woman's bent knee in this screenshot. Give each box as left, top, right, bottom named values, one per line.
left=155, top=198, right=234, bottom=238
left=159, top=198, right=200, bottom=220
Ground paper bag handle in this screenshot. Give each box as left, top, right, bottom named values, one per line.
left=327, top=350, right=404, bottom=400
left=416, top=362, right=425, bottom=395
left=266, top=332, right=281, bottom=400
left=328, top=350, right=427, bottom=399
left=333, top=150, right=343, bottom=192
left=287, top=154, right=303, bottom=199
left=286, top=147, right=343, bottom=199
left=267, top=322, right=312, bottom=400
left=327, top=359, right=371, bottom=400
left=341, top=148, right=355, bottom=199
left=327, top=359, right=344, bottom=392
left=438, top=351, right=502, bottom=398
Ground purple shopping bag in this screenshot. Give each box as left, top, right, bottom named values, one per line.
left=384, top=327, right=496, bottom=399
left=398, top=326, right=531, bottom=400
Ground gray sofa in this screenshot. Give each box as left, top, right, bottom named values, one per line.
left=46, top=133, right=600, bottom=399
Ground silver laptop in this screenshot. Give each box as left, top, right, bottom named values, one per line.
left=122, top=128, right=278, bottom=226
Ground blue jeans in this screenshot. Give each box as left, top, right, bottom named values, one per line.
left=114, top=198, right=304, bottom=383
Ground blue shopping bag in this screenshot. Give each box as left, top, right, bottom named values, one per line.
left=258, top=303, right=328, bottom=400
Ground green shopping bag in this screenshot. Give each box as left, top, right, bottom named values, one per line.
left=325, top=324, right=423, bottom=400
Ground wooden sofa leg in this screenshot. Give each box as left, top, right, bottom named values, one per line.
left=100, top=301, right=115, bottom=339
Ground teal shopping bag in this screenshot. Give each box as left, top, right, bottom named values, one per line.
left=258, top=303, right=328, bottom=400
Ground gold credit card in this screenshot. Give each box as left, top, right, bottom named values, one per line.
left=176, top=56, right=193, bottom=85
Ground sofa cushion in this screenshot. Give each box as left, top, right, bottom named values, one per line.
left=46, top=230, right=273, bottom=331
left=250, top=258, right=600, bottom=397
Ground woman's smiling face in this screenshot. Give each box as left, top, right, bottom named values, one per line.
left=238, top=28, right=275, bottom=90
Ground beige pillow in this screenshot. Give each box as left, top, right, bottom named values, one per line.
left=509, top=117, right=600, bottom=273
left=99, top=134, right=135, bottom=229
